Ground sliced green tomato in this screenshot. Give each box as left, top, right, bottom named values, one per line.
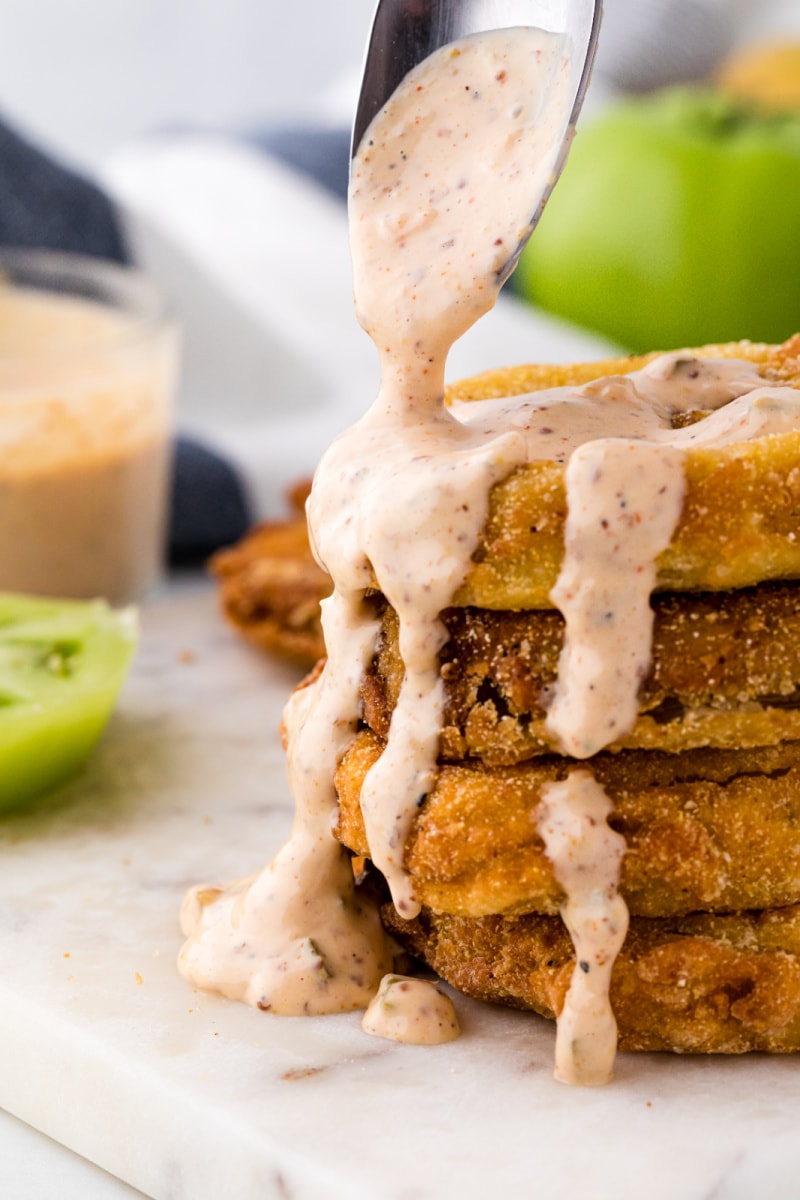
left=0, top=593, right=138, bottom=813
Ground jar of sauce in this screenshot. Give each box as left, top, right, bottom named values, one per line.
left=0, top=249, right=178, bottom=604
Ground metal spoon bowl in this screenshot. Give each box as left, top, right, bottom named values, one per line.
left=352, top=0, right=602, bottom=277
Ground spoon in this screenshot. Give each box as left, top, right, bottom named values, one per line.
left=352, top=0, right=602, bottom=278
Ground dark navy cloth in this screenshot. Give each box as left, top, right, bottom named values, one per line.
left=169, top=437, right=252, bottom=565
left=250, top=126, right=350, bottom=203
left=0, top=117, right=349, bottom=562
left=0, top=119, right=128, bottom=262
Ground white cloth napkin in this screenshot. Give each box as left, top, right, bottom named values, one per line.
left=103, top=134, right=620, bottom=519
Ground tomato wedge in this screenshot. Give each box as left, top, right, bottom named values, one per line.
left=0, top=594, right=137, bottom=813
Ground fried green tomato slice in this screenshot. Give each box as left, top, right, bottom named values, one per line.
left=362, top=582, right=800, bottom=762
left=445, top=336, right=800, bottom=610
left=336, top=730, right=800, bottom=920
left=385, top=903, right=800, bottom=1054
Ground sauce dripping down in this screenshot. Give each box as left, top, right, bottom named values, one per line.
left=547, top=440, right=686, bottom=759
left=538, top=771, right=628, bottom=1085
left=180, top=24, right=576, bottom=1017
left=178, top=26, right=800, bottom=1074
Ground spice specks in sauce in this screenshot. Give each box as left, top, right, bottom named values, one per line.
left=538, top=771, right=628, bottom=1085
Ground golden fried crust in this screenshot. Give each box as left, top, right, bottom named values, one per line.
left=362, top=583, right=800, bottom=761
left=384, top=904, right=800, bottom=1054
left=335, top=730, right=800, bottom=919
left=449, top=336, right=800, bottom=609
left=211, top=482, right=330, bottom=666
left=211, top=340, right=800, bottom=663
left=444, top=338, right=799, bottom=403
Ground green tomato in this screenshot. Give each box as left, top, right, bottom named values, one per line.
left=513, top=88, right=800, bottom=352
left=0, top=594, right=137, bottom=813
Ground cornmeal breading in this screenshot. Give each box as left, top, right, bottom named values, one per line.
left=384, top=904, right=800, bottom=1054
left=363, top=583, right=800, bottom=761
left=444, top=337, right=800, bottom=404
left=336, top=729, right=800, bottom=919
left=457, top=425, right=800, bottom=609
left=451, top=338, right=800, bottom=610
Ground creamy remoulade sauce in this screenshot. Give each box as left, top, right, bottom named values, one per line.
left=0, top=285, right=172, bottom=603
left=538, top=772, right=628, bottom=1085
left=178, top=28, right=800, bottom=1075
left=362, top=975, right=460, bottom=1045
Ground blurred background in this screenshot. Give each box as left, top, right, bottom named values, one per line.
left=1, top=0, right=796, bottom=169
left=0, top=0, right=376, bottom=169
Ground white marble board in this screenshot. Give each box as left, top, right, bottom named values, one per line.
left=1, top=579, right=800, bottom=1200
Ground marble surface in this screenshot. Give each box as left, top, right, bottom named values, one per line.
left=0, top=1108, right=143, bottom=1199
left=3, top=578, right=800, bottom=1200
